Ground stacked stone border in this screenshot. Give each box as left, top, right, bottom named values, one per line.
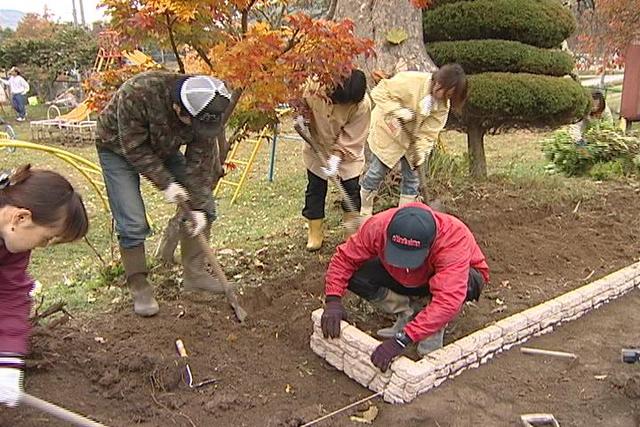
left=310, top=262, right=640, bottom=403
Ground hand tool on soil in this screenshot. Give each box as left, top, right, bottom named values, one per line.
left=520, top=413, right=560, bottom=427
left=293, top=116, right=359, bottom=215
left=20, top=392, right=108, bottom=427
left=520, top=347, right=578, bottom=360
left=622, top=348, right=640, bottom=363
left=300, top=391, right=383, bottom=427
left=175, top=339, right=218, bottom=389
left=176, top=198, right=248, bottom=323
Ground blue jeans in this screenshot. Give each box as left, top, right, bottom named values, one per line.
left=98, top=149, right=190, bottom=249
left=12, top=94, right=26, bottom=119
left=360, top=154, right=420, bottom=196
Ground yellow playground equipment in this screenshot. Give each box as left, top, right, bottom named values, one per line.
left=214, top=126, right=272, bottom=204
left=30, top=101, right=95, bottom=144
left=0, top=139, right=109, bottom=211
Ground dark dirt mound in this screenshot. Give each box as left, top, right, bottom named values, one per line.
left=2, top=180, right=639, bottom=426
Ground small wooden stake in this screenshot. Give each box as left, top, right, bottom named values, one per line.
left=521, top=347, right=578, bottom=360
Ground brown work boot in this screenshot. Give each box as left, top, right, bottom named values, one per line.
left=398, top=194, right=418, bottom=206
left=417, top=328, right=445, bottom=355
left=374, top=289, right=416, bottom=339
left=180, top=228, right=225, bottom=293
left=306, top=219, right=323, bottom=251
left=342, top=211, right=361, bottom=240
left=360, top=189, right=377, bottom=218
left=154, top=213, right=181, bottom=265
left=120, top=244, right=159, bottom=317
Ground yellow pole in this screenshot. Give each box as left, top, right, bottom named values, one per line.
left=230, top=127, right=268, bottom=204
left=0, top=139, right=108, bottom=210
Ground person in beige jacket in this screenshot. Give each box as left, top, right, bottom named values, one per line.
left=360, top=64, right=467, bottom=216
left=301, top=69, right=371, bottom=251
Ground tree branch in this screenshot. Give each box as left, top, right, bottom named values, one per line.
left=191, top=43, right=213, bottom=70
left=222, top=89, right=243, bottom=125
left=325, top=0, right=338, bottom=20
left=165, top=11, right=185, bottom=73
left=241, top=0, right=258, bottom=34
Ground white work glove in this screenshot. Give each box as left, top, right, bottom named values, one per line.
left=392, top=107, right=415, bottom=122
left=420, top=95, right=434, bottom=116
left=163, top=182, right=189, bottom=204
left=321, top=154, right=341, bottom=178
left=184, top=210, right=207, bottom=237
left=0, top=365, right=23, bottom=407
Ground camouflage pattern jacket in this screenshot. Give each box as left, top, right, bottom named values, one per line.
left=96, top=71, right=224, bottom=211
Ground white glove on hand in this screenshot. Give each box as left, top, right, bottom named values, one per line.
left=321, top=154, right=341, bottom=178
left=185, top=210, right=207, bottom=237
left=0, top=366, right=23, bottom=407
left=420, top=95, right=434, bottom=116
left=392, top=107, right=415, bottom=122
left=163, top=182, right=189, bottom=204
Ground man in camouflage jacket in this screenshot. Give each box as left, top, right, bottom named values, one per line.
left=96, top=70, right=232, bottom=317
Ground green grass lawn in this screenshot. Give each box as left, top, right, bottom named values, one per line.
left=0, top=104, right=625, bottom=313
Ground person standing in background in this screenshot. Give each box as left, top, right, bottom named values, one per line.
left=0, top=67, right=30, bottom=122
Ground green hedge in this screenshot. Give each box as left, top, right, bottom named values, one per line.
left=427, top=40, right=574, bottom=76
left=423, top=0, right=576, bottom=49
left=462, top=73, right=591, bottom=129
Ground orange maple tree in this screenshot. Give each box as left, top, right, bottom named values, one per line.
left=93, top=0, right=375, bottom=131
left=575, top=0, right=640, bottom=67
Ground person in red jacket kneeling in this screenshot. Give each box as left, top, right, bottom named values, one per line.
left=0, top=165, right=89, bottom=407
left=321, top=202, right=489, bottom=372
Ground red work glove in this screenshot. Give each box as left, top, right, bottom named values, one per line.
left=321, top=296, right=347, bottom=339
left=371, top=338, right=405, bottom=372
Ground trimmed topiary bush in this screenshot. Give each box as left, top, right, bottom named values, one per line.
left=464, top=73, right=591, bottom=128
left=423, top=0, right=576, bottom=49
left=422, top=0, right=587, bottom=177
left=427, top=40, right=574, bottom=76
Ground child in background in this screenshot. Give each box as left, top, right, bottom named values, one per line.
left=570, top=90, right=614, bottom=145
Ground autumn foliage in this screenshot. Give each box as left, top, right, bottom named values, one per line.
left=94, top=0, right=374, bottom=128
left=575, top=0, right=640, bottom=60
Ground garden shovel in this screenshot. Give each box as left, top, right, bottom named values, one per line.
left=176, top=198, right=248, bottom=323
left=293, top=115, right=360, bottom=214
left=397, top=112, right=432, bottom=203
left=175, top=339, right=217, bottom=389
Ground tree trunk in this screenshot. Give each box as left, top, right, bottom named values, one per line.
left=334, top=0, right=437, bottom=75
left=467, top=122, right=487, bottom=178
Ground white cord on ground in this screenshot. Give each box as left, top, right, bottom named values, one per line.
left=300, top=391, right=384, bottom=427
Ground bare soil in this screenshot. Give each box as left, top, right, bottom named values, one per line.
left=2, top=180, right=640, bottom=427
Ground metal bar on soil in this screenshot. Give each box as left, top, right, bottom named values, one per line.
left=21, top=393, right=108, bottom=427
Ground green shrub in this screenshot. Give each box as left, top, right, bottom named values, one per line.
left=423, top=0, right=576, bottom=49
left=463, top=73, right=590, bottom=129
left=588, top=161, right=626, bottom=180
left=542, top=122, right=640, bottom=178
left=427, top=40, right=574, bottom=76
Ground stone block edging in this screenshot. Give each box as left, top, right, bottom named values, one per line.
left=310, top=262, right=640, bottom=403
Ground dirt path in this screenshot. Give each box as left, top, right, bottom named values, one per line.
left=2, top=181, right=639, bottom=426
